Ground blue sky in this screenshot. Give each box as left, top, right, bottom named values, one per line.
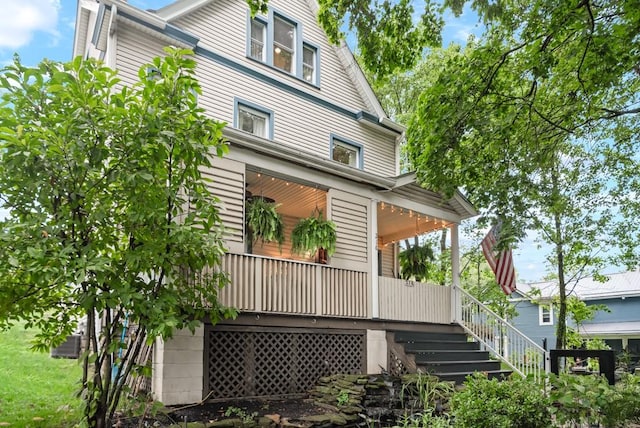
left=1, top=0, right=549, bottom=282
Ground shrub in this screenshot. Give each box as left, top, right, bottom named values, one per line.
left=451, top=373, right=551, bottom=428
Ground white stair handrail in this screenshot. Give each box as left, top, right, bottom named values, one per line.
left=456, top=285, right=550, bottom=381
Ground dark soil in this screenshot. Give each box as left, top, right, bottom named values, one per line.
left=114, top=397, right=336, bottom=427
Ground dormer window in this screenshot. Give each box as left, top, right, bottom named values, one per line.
left=247, top=11, right=320, bottom=86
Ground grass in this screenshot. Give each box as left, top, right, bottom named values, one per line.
left=0, top=323, right=83, bottom=427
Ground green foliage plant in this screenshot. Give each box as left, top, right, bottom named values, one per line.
left=0, top=48, right=237, bottom=427
left=291, top=209, right=337, bottom=258
left=398, top=238, right=435, bottom=282
left=224, top=406, right=258, bottom=423
left=451, top=373, right=551, bottom=428
left=246, top=196, right=285, bottom=249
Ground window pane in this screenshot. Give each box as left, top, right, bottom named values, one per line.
left=250, top=20, right=265, bottom=61
left=239, top=107, right=267, bottom=138
left=333, top=143, right=358, bottom=167
left=273, top=17, right=295, bottom=73
left=303, top=45, right=315, bottom=82
left=274, top=17, right=294, bottom=49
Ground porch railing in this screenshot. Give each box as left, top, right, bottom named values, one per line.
left=218, top=253, right=369, bottom=318
left=458, top=286, right=550, bottom=381
left=378, top=277, right=451, bottom=324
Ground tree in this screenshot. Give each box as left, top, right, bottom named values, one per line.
left=335, top=0, right=640, bottom=348
left=404, top=35, right=640, bottom=348
left=0, top=48, right=237, bottom=427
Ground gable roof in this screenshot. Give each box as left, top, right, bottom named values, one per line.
left=515, top=270, right=640, bottom=301
left=153, top=0, right=393, bottom=123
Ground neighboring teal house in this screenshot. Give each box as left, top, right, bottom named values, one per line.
left=510, top=270, right=640, bottom=358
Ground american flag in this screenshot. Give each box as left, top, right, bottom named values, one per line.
left=481, top=223, right=517, bottom=295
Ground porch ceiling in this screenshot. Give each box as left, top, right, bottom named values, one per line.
left=246, top=170, right=451, bottom=245
left=246, top=171, right=325, bottom=219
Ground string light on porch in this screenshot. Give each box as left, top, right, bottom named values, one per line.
left=381, top=202, right=385, bottom=210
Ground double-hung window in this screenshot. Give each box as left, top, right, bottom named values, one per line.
left=302, top=44, right=316, bottom=83
left=273, top=16, right=295, bottom=73
left=235, top=99, right=274, bottom=140
left=539, top=303, right=553, bottom=326
left=331, top=135, right=363, bottom=169
left=250, top=19, right=266, bottom=61
left=247, top=11, right=319, bottom=85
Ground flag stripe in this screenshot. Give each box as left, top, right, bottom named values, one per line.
left=481, top=224, right=517, bottom=295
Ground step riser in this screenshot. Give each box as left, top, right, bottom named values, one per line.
left=434, top=371, right=510, bottom=384
left=405, top=342, right=479, bottom=351
left=394, top=332, right=469, bottom=343
left=414, top=351, right=491, bottom=362
left=419, top=361, right=501, bottom=373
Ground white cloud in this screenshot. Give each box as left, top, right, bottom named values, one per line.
left=0, top=0, right=60, bottom=50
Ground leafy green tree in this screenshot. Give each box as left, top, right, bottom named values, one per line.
left=0, top=48, right=236, bottom=427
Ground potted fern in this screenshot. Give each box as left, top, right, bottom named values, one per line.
left=291, top=209, right=337, bottom=263
left=398, top=238, right=434, bottom=282
left=246, top=196, right=285, bottom=251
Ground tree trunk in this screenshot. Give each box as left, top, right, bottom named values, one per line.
left=552, top=169, right=568, bottom=350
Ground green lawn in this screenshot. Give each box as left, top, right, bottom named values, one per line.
left=0, top=323, right=83, bottom=427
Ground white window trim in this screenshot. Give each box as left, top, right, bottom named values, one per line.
left=234, top=98, right=274, bottom=140
left=330, top=134, right=364, bottom=169
left=539, top=303, right=554, bottom=326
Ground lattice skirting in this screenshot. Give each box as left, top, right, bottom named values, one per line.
left=204, top=326, right=366, bottom=399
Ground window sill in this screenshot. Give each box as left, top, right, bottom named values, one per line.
left=246, top=56, right=320, bottom=89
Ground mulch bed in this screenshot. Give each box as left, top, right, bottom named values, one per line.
left=115, top=397, right=338, bottom=427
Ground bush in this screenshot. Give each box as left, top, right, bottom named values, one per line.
left=451, top=373, right=551, bottom=428
left=550, top=372, right=640, bottom=427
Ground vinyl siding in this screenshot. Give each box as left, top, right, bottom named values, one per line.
left=380, top=243, right=395, bottom=278
left=586, top=297, right=640, bottom=323
left=173, top=0, right=370, bottom=112
left=511, top=299, right=557, bottom=349
left=329, top=190, right=368, bottom=268
left=115, top=22, right=396, bottom=177
left=204, top=157, right=245, bottom=253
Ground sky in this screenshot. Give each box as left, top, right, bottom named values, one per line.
left=0, top=0, right=550, bottom=282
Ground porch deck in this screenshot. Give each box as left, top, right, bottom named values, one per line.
left=217, top=253, right=452, bottom=325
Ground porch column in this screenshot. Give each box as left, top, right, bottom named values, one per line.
left=370, top=199, right=379, bottom=319
left=450, top=223, right=462, bottom=323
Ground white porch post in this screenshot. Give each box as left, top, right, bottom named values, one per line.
left=450, top=223, right=462, bottom=323
left=371, top=200, right=379, bottom=319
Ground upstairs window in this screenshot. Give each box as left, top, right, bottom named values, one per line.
left=302, top=44, right=316, bottom=83
left=234, top=99, right=274, bottom=140
left=273, top=16, right=295, bottom=73
left=539, top=304, right=553, bottom=326
left=247, top=11, right=319, bottom=86
left=250, top=19, right=266, bottom=61
left=331, top=135, right=363, bottom=169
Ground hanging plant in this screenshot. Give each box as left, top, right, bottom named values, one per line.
left=399, top=237, right=435, bottom=282
left=291, top=209, right=337, bottom=260
left=246, top=196, right=285, bottom=249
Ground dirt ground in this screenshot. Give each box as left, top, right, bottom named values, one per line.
left=115, top=397, right=335, bottom=427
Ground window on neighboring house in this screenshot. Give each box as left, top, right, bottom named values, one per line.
left=273, top=16, right=295, bottom=73
left=235, top=100, right=273, bottom=139
left=331, top=135, right=363, bottom=169
left=302, top=44, right=316, bottom=83
left=250, top=19, right=266, bottom=61
left=539, top=304, right=553, bottom=326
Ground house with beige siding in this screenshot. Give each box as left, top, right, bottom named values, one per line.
left=73, top=0, right=539, bottom=406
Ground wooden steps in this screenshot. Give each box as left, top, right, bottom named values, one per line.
left=390, top=329, right=511, bottom=384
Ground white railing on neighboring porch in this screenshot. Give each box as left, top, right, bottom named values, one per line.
left=458, top=286, right=550, bottom=381
left=218, top=253, right=370, bottom=318
left=378, top=277, right=452, bottom=324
